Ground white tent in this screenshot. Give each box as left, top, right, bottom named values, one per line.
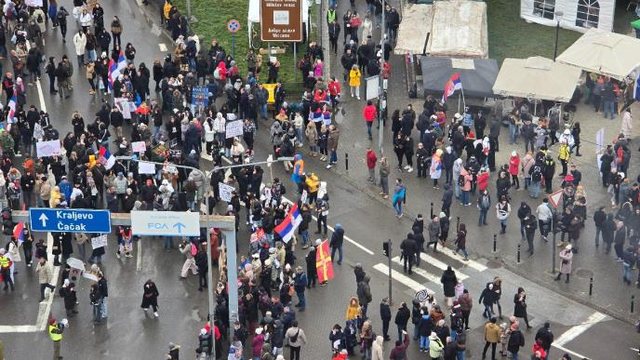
left=248, top=0, right=310, bottom=47
left=520, top=0, right=615, bottom=33
left=557, top=28, right=640, bottom=80
left=493, top=56, right=582, bottom=102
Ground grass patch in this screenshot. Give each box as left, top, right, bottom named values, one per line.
left=486, top=0, right=581, bottom=64
left=173, top=0, right=314, bottom=91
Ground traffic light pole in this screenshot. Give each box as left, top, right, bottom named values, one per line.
left=387, top=239, right=392, bottom=305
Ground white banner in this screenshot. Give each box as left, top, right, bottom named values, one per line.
left=595, top=128, right=605, bottom=154
left=25, top=0, right=43, bottom=6
left=131, top=141, right=146, bottom=153
left=66, top=257, right=85, bottom=270
left=138, top=161, right=156, bottom=174
left=225, top=120, right=244, bottom=139
left=36, top=140, right=61, bottom=157
left=91, top=234, right=108, bottom=249
left=219, top=182, right=235, bottom=202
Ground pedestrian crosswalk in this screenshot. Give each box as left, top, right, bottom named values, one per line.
left=373, top=247, right=488, bottom=294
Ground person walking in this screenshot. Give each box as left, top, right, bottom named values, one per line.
left=365, top=147, right=377, bottom=182
left=195, top=244, right=208, bottom=291
left=380, top=297, right=392, bottom=341
left=400, top=233, right=417, bottom=274
left=513, top=287, right=531, bottom=329
left=179, top=240, right=199, bottom=279
left=48, top=317, right=65, bottom=360
left=392, top=178, right=406, bottom=218
left=440, top=265, right=458, bottom=307
left=36, top=257, right=56, bottom=302
left=394, top=302, right=411, bottom=343
left=482, top=317, right=501, bottom=360
left=285, top=320, right=307, bottom=360
left=507, top=321, right=525, bottom=360
left=348, top=64, right=361, bottom=99
left=524, top=214, right=537, bottom=256
left=496, top=196, right=511, bottom=234
left=454, top=223, right=469, bottom=260
left=426, top=215, right=440, bottom=253
left=479, top=283, right=496, bottom=319
left=554, top=244, right=573, bottom=283
left=458, top=289, right=473, bottom=330
left=363, top=101, right=377, bottom=140
left=477, top=189, right=491, bottom=226
left=60, top=279, right=78, bottom=317
left=141, top=279, right=160, bottom=318
left=330, top=223, right=344, bottom=265
left=534, top=322, right=554, bottom=355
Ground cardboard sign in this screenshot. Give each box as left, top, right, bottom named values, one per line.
left=36, top=140, right=62, bottom=157
left=132, top=141, right=146, bottom=153
left=225, top=120, right=243, bottom=139
left=219, top=182, right=235, bottom=202
left=138, top=161, right=156, bottom=175
left=91, top=234, right=108, bottom=249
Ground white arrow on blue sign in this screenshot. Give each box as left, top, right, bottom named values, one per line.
left=130, top=210, right=200, bottom=237
left=29, top=208, right=112, bottom=233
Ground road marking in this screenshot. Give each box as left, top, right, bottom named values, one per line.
left=36, top=233, right=60, bottom=330
left=552, top=344, right=591, bottom=360
left=219, top=155, right=375, bottom=255
left=391, top=256, right=442, bottom=285
left=136, top=238, right=143, bottom=271
left=25, top=40, right=46, bottom=113
left=419, top=253, right=469, bottom=280
left=373, top=263, right=431, bottom=293
left=159, top=43, right=167, bottom=52
left=553, top=312, right=608, bottom=347
left=437, top=246, right=488, bottom=271
left=0, top=325, right=38, bottom=333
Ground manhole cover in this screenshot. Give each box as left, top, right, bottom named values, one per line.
left=485, top=259, right=502, bottom=269
left=575, top=268, right=593, bottom=278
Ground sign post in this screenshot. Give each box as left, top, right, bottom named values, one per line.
left=29, top=208, right=112, bottom=233
left=227, top=19, right=241, bottom=59
left=260, top=0, right=303, bottom=42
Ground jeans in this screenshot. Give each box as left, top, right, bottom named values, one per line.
left=603, top=100, right=615, bottom=119
left=457, top=350, right=466, bottom=360
left=296, top=291, right=306, bottom=309
left=479, top=209, right=488, bottom=226
left=100, top=297, right=108, bottom=319
left=397, top=325, right=406, bottom=343
left=393, top=201, right=403, bottom=216
left=483, top=342, right=497, bottom=359
left=524, top=177, right=531, bottom=190
left=331, top=246, right=343, bottom=264
left=300, top=230, right=309, bottom=246
left=529, top=181, right=541, bottom=198
left=482, top=304, right=493, bottom=318
left=595, top=227, right=602, bottom=246
left=419, top=335, right=430, bottom=350
left=366, top=122, right=373, bottom=138
left=456, top=247, right=469, bottom=259
left=330, top=150, right=337, bottom=164
left=92, top=303, right=102, bottom=321
left=510, top=352, right=519, bottom=360
left=461, top=191, right=470, bottom=205
left=624, top=262, right=632, bottom=282
left=509, top=124, right=518, bottom=144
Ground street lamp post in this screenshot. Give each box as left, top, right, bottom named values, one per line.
left=553, top=11, right=564, bottom=61
left=378, top=0, right=387, bottom=154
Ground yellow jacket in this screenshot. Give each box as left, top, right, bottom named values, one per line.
left=558, top=144, right=570, bottom=161
left=305, top=174, right=320, bottom=193
left=349, top=68, right=361, bottom=87
left=345, top=298, right=361, bottom=320
left=163, top=1, right=172, bottom=20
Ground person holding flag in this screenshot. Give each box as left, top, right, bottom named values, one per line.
left=316, top=239, right=334, bottom=287
left=275, top=203, right=304, bottom=244
left=441, top=72, right=463, bottom=104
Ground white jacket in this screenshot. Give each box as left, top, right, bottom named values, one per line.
left=213, top=113, right=225, bottom=133
left=79, top=12, right=93, bottom=27
left=73, top=33, right=86, bottom=56
left=204, top=121, right=215, bottom=142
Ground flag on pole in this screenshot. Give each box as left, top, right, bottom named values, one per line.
left=12, top=222, right=24, bottom=246
left=6, top=94, right=16, bottom=124
left=316, top=240, right=334, bottom=283
left=441, top=72, right=463, bottom=103
left=98, top=146, right=116, bottom=170
left=274, top=203, right=303, bottom=243
left=108, top=50, right=127, bottom=89
left=634, top=73, right=640, bottom=101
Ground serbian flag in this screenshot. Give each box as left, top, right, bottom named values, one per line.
left=634, top=73, right=640, bottom=101
left=274, top=203, right=303, bottom=243
left=441, top=72, right=463, bottom=103
left=316, top=240, right=334, bottom=283
left=6, top=94, right=16, bottom=124
left=98, top=146, right=116, bottom=170
left=13, top=222, right=24, bottom=246
left=108, top=50, right=127, bottom=89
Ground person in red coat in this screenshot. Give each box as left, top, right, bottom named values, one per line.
left=366, top=147, right=377, bottom=183
left=362, top=100, right=377, bottom=140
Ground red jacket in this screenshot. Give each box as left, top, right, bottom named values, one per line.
left=366, top=150, right=378, bottom=169
left=363, top=104, right=377, bottom=123
left=328, top=80, right=341, bottom=96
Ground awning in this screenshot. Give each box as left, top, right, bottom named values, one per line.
left=420, top=57, right=498, bottom=98
left=557, top=28, right=640, bottom=80
left=492, top=56, right=581, bottom=102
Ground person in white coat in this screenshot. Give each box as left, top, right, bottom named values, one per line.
left=78, top=8, right=93, bottom=33
left=212, top=112, right=226, bottom=144
left=72, top=30, right=86, bottom=67
left=621, top=108, right=633, bottom=139
left=203, top=117, right=215, bottom=156
left=555, top=244, right=573, bottom=283
left=179, top=241, right=198, bottom=279
left=7, top=237, right=20, bottom=282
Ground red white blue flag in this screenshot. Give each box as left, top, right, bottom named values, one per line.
left=6, top=94, right=16, bottom=125
left=98, top=146, right=116, bottom=170
left=441, top=72, right=463, bottom=103
left=108, top=50, right=127, bottom=89
left=274, top=203, right=303, bottom=243
left=13, top=222, right=24, bottom=246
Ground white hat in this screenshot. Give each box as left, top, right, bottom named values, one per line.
left=563, top=129, right=571, bottom=135
left=511, top=150, right=517, bottom=157
left=255, top=327, right=263, bottom=335
left=454, top=113, right=462, bottom=120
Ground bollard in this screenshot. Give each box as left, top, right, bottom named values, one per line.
left=345, top=153, right=349, bottom=171
left=430, top=203, right=434, bottom=219
left=589, top=277, right=593, bottom=296
left=517, top=244, right=521, bottom=263
left=456, top=216, right=460, bottom=232
left=632, top=295, right=636, bottom=313
left=493, top=234, right=497, bottom=253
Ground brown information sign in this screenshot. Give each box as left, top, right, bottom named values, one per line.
left=260, top=0, right=303, bottom=42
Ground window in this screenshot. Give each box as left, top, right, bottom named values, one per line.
left=533, top=0, right=556, bottom=20
left=576, top=0, right=600, bottom=28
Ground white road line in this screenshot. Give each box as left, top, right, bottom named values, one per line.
left=552, top=344, right=591, bottom=360
left=373, top=263, right=432, bottom=293
left=36, top=233, right=60, bottom=330
left=25, top=40, right=46, bottom=113
left=438, top=246, right=488, bottom=272
left=159, top=43, right=168, bottom=52
left=419, top=253, right=469, bottom=280
left=136, top=238, right=143, bottom=271
left=220, top=155, right=375, bottom=255
left=391, top=256, right=442, bottom=285
left=0, top=325, right=39, bottom=333
left=553, top=312, right=608, bottom=347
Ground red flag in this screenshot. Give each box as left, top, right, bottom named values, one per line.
left=316, top=240, right=334, bottom=283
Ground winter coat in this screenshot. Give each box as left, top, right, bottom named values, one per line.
left=36, top=261, right=52, bottom=284
left=440, top=269, right=458, bottom=297
left=559, top=248, right=573, bottom=274
left=484, top=322, right=501, bottom=343
left=507, top=329, right=525, bottom=353
left=285, top=326, right=307, bottom=348
left=72, top=33, right=87, bottom=56
left=371, top=335, right=384, bottom=360
left=513, top=293, right=528, bottom=318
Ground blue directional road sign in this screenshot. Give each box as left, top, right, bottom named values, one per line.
left=29, top=208, right=112, bottom=233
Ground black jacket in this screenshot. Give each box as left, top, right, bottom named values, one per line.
left=330, top=227, right=344, bottom=248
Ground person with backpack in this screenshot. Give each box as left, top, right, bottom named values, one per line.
left=507, top=321, right=525, bottom=359
left=477, top=189, right=491, bottom=227
left=285, top=320, right=307, bottom=360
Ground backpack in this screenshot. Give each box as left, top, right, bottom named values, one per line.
left=36, top=14, right=43, bottom=23
left=531, top=165, right=542, bottom=182
left=457, top=174, right=465, bottom=187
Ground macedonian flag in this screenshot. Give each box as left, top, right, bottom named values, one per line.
left=316, top=240, right=334, bottom=283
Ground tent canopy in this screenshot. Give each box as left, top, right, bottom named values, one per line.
left=420, top=57, right=498, bottom=98
left=557, top=28, right=640, bottom=80
left=492, top=56, right=581, bottom=102
left=520, top=0, right=615, bottom=33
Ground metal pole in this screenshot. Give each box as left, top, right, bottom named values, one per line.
left=186, top=0, right=192, bottom=19
left=552, top=220, right=557, bottom=274
left=225, top=229, right=239, bottom=338
left=517, top=244, right=521, bottom=263
left=493, top=234, right=497, bottom=253
left=388, top=239, right=392, bottom=305
left=589, top=277, right=593, bottom=296
left=205, top=195, right=216, bottom=356
left=553, top=19, right=560, bottom=61
left=317, top=0, right=323, bottom=45
left=231, top=34, right=236, bottom=60
left=293, top=43, right=297, bottom=82
left=377, top=0, right=386, bottom=154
